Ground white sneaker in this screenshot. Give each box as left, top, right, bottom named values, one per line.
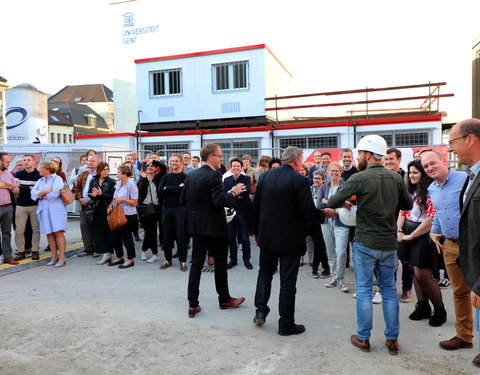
left=147, top=255, right=159, bottom=263
left=325, top=279, right=336, bottom=288
left=0, top=255, right=3, bottom=264
left=352, top=293, right=357, bottom=299
left=337, top=280, right=349, bottom=293
left=372, top=291, right=382, bottom=304
left=141, top=251, right=148, bottom=261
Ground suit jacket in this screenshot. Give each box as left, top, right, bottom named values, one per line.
left=459, top=172, right=480, bottom=295
left=181, top=165, right=236, bottom=236
left=252, top=164, right=325, bottom=256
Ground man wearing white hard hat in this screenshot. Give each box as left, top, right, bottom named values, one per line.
left=327, top=135, right=413, bottom=355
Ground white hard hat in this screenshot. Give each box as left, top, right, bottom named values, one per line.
left=338, top=206, right=357, bottom=226
left=356, top=135, right=388, bottom=156
left=225, top=207, right=236, bottom=223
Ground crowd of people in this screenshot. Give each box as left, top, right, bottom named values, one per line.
left=0, top=118, right=479, bottom=367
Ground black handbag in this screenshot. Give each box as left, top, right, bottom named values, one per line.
left=85, top=201, right=98, bottom=224
left=137, top=181, right=156, bottom=219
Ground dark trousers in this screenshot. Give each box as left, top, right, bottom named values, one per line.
left=310, top=224, right=329, bottom=273
left=401, top=260, right=414, bottom=291
left=254, top=248, right=300, bottom=329
left=92, top=206, right=113, bottom=254
left=187, top=235, right=230, bottom=308
left=140, top=205, right=161, bottom=254
left=162, top=205, right=187, bottom=262
left=228, top=213, right=251, bottom=263
left=80, top=206, right=94, bottom=253
left=112, top=214, right=137, bottom=260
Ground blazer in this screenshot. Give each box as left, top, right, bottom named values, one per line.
left=459, top=172, right=480, bottom=295
left=181, top=165, right=236, bottom=236
left=316, top=179, right=349, bottom=228
left=251, top=164, right=325, bottom=256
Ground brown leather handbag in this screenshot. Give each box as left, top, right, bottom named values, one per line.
left=60, top=184, right=74, bottom=205
left=107, top=203, right=127, bottom=231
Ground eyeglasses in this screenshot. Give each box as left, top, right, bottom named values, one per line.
left=448, top=135, right=468, bottom=146
left=329, top=170, right=341, bottom=173
left=313, top=177, right=323, bottom=180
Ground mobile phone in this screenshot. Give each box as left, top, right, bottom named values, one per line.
left=141, top=162, right=147, bottom=171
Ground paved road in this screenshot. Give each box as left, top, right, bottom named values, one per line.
left=0, top=222, right=477, bottom=374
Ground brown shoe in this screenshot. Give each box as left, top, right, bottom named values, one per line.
left=31, top=252, right=40, bottom=261
left=77, top=251, right=93, bottom=257
left=400, top=290, right=413, bottom=303
left=439, top=336, right=473, bottom=350
left=350, top=335, right=370, bottom=352
left=188, top=305, right=201, bottom=318
left=180, top=262, right=188, bottom=272
left=160, top=261, right=172, bottom=270
left=219, top=297, right=245, bottom=310
left=473, top=353, right=480, bottom=368
left=14, top=252, right=26, bottom=261
left=385, top=339, right=399, bottom=355
left=4, top=257, right=19, bottom=265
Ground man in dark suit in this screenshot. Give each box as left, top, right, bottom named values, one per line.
left=182, top=144, right=246, bottom=318
left=448, top=118, right=480, bottom=368
left=251, top=146, right=336, bottom=336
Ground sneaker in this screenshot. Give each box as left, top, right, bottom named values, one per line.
left=311, top=271, right=320, bottom=279
left=337, top=280, right=349, bottom=293
left=372, top=291, right=382, bottom=304
left=160, top=261, right=172, bottom=270
left=147, top=255, right=159, bottom=263
left=325, top=279, right=336, bottom=288
left=438, top=278, right=450, bottom=288
left=400, top=290, right=413, bottom=303
left=140, top=251, right=148, bottom=261
left=352, top=293, right=356, bottom=299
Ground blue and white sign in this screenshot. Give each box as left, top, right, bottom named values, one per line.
left=122, top=11, right=159, bottom=45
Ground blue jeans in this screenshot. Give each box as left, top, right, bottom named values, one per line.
left=352, top=241, right=399, bottom=340
left=476, top=308, right=480, bottom=351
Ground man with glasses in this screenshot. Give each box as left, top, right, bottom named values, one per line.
left=182, top=152, right=194, bottom=175
left=182, top=144, right=246, bottom=318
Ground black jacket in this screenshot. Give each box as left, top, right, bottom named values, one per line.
left=252, top=164, right=325, bottom=256
left=181, top=165, right=236, bottom=236
left=137, top=174, right=162, bottom=205
left=459, top=172, right=480, bottom=295
left=223, top=174, right=251, bottom=218
left=88, top=176, right=116, bottom=208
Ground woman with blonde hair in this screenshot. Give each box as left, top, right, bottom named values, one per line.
left=31, top=161, right=68, bottom=267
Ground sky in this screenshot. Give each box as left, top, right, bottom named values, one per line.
left=2, top=0, right=479, bottom=123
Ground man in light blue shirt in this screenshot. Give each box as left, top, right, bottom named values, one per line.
left=421, top=151, right=472, bottom=351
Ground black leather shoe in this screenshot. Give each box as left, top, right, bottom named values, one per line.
left=108, top=259, right=124, bottom=266
left=244, top=261, right=253, bottom=270
left=278, top=324, right=305, bottom=336
left=253, top=312, right=266, bottom=326
left=118, top=261, right=134, bottom=269
left=227, top=260, right=237, bottom=269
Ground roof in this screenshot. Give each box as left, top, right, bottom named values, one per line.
left=48, top=102, right=110, bottom=135
left=0, top=76, right=7, bottom=83
left=48, top=110, right=72, bottom=126
left=49, top=84, right=113, bottom=103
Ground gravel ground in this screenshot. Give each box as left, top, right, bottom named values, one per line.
left=0, top=233, right=477, bottom=375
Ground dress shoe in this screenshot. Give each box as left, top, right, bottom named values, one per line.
left=119, top=261, right=134, bottom=269
left=219, top=297, right=245, bottom=310
left=227, top=260, right=237, bottom=269
left=350, top=335, right=370, bottom=352
left=473, top=353, right=480, bottom=368
left=92, top=252, right=101, bottom=258
left=253, top=312, right=266, bottom=326
left=96, top=254, right=111, bottom=265
left=31, top=252, right=40, bottom=261
left=3, top=257, right=19, bottom=265
left=14, top=252, right=26, bottom=261
left=188, top=305, right=201, bottom=318
left=439, top=336, right=473, bottom=350
left=244, top=261, right=253, bottom=270
left=385, top=339, right=399, bottom=355
left=160, top=261, right=172, bottom=270
left=46, top=256, right=59, bottom=266
left=54, top=259, right=67, bottom=268
left=77, top=251, right=93, bottom=257
left=400, top=290, right=413, bottom=303
left=108, top=258, right=124, bottom=266
left=429, top=305, right=447, bottom=327
left=278, top=324, right=305, bottom=336
left=180, top=262, right=188, bottom=272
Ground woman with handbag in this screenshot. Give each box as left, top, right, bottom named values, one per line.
left=88, top=162, right=116, bottom=265
left=31, top=161, right=68, bottom=268
left=137, top=163, right=162, bottom=263
left=108, top=165, right=139, bottom=269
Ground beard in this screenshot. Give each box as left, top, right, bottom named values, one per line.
left=357, top=159, right=367, bottom=171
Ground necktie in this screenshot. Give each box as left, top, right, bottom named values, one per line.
left=465, top=167, right=475, bottom=181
